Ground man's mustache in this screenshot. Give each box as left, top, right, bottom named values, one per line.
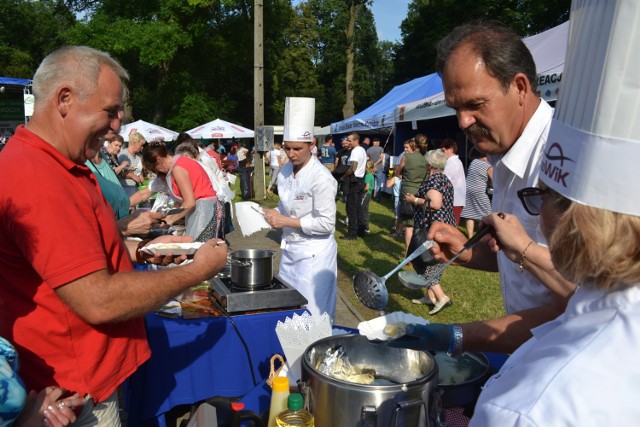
left=464, top=123, right=490, bottom=139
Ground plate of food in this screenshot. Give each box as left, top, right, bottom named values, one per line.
left=140, top=242, right=204, bottom=256
left=358, top=311, right=429, bottom=341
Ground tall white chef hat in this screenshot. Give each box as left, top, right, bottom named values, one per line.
left=283, top=97, right=315, bottom=143
left=540, top=0, right=640, bottom=217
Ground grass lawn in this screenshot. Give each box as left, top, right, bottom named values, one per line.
left=242, top=176, right=505, bottom=323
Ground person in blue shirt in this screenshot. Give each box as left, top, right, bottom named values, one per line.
left=319, top=136, right=337, bottom=172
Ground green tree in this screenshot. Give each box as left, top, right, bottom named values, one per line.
left=342, top=0, right=369, bottom=118
left=268, top=2, right=323, bottom=123
left=63, top=0, right=298, bottom=129
left=393, top=0, right=571, bottom=84
left=2, top=0, right=393, bottom=131
left=0, top=0, right=75, bottom=78
left=305, top=0, right=390, bottom=123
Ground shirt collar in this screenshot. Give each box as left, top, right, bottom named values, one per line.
left=15, top=125, right=92, bottom=176
left=531, top=283, right=640, bottom=338
left=490, top=99, right=553, bottom=179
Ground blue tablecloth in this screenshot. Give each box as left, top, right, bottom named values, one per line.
left=125, top=309, right=306, bottom=426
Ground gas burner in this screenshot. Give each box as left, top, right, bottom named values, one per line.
left=209, top=273, right=308, bottom=313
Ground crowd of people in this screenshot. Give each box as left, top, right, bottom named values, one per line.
left=2, top=1, right=639, bottom=424
left=314, top=129, right=481, bottom=315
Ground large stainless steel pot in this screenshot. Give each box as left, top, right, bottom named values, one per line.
left=301, top=334, right=440, bottom=427
left=229, top=249, right=274, bottom=289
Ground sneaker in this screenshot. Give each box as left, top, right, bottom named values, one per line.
left=429, top=298, right=452, bottom=315
left=365, top=228, right=370, bottom=233
left=340, top=218, right=349, bottom=226
left=411, top=296, right=436, bottom=307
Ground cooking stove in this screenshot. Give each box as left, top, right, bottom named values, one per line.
left=208, top=273, right=308, bottom=313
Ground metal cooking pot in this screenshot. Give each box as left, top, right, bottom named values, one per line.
left=433, top=351, right=491, bottom=409
left=229, top=249, right=274, bottom=289
left=302, top=334, right=440, bottom=427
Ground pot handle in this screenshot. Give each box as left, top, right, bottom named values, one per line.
left=227, top=257, right=252, bottom=267
left=390, top=398, right=428, bottom=427
left=429, top=388, right=445, bottom=427
left=360, top=405, right=377, bottom=427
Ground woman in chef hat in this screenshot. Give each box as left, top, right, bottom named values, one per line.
left=263, top=97, right=338, bottom=319
left=469, top=1, right=640, bottom=424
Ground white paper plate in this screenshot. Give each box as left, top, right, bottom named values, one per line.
left=358, top=311, right=429, bottom=341
left=141, top=242, right=203, bottom=256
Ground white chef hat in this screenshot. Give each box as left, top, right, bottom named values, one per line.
left=283, top=97, right=315, bottom=142
left=540, top=0, right=640, bottom=217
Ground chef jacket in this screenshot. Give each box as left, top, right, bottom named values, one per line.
left=276, top=156, right=338, bottom=318
left=471, top=284, right=640, bottom=426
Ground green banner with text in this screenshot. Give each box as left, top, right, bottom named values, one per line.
left=0, top=99, right=25, bottom=121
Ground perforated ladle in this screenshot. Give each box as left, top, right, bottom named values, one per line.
left=353, top=240, right=435, bottom=311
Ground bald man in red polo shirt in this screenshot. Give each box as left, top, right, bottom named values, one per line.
left=0, top=46, right=228, bottom=425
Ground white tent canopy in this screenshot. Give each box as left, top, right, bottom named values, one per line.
left=187, top=118, right=254, bottom=139
left=316, top=125, right=331, bottom=136
left=395, top=20, right=569, bottom=123
left=119, top=120, right=179, bottom=142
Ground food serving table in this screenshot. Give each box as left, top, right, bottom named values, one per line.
left=125, top=309, right=306, bottom=426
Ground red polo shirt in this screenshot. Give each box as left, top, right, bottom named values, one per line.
left=0, top=126, right=150, bottom=402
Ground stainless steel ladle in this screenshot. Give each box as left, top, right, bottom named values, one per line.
left=353, top=240, right=435, bottom=311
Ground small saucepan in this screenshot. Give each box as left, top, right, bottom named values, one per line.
left=228, top=249, right=274, bottom=289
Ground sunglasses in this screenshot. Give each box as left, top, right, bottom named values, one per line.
left=517, top=187, right=547, bottom=216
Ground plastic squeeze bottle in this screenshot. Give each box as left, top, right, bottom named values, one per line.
left=267, top=376, right=290, bottom=427
left=274, top=393, right=314, bottom=427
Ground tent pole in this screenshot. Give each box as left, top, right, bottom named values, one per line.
left=381, top=125, right=395, bottom=151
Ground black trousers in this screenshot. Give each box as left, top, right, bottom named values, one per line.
left=346, top=177, right=366, bottom=236
left=360, top=192, right=371, bottom=230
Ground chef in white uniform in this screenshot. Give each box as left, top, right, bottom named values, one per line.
left=263, top=97, right=338, bottom=319
left=472, top=1, right=640, bottom=424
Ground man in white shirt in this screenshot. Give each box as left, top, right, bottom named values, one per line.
left=340, top=132, right=367, bottom=240
left=266, top=142, right=282, bottom=193
left=440, top=138, right=466, bottom=225
left=236, top=142, right=249, bottom=167
left=392, top=20, right=576, bottom=356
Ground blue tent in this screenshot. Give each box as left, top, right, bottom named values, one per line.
left=0, top=77, right=31, bottom=87
left=330, top=73, right=443, bottom=134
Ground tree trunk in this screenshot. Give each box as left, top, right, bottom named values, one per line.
left=342, top=0, right=363, bottom=119
left=153, top=60, right=170, bottom=124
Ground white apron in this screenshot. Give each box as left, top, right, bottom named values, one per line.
left=276, top=159, right=338, bottom=319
